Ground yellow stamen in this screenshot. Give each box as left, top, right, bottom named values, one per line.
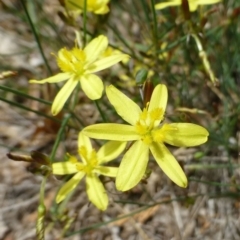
left=135, top=107, right=164, bottom=145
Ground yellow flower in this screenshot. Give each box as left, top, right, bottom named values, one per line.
left=30, top=35, right=128, bottom=115
left=65, top=0, right=110, bottom=15
left=83, top=84, right=209, bottom=191
left=52, top=132, right=126, bottom=211
left=155, top=0, right=222, bottom=12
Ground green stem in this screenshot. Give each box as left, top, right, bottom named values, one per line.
left=0, top=96, right=59, bottom=122
left=140, top=0, right=151, bottom=25
left=83, top=0, right=87, bottom=47
left=50, top=114, right=72, bottom=162
left=94, top=100, right=107, bottom=122
left=107, top=23, right=137, bottom=59
left=0, top=85, right=51, bottom=106
left=0, top=85, right=83, bottom=128
left=20, top=0, right=52, bottom=75
left=70, top=111, right=85, bottom=128
left=36, top=175, right=48, bottom=240
left=190, top=31, right=218, bottom=86
left=150, top=0, right=159, bottom=59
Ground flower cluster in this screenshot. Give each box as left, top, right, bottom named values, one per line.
left=29, top=0, right=213, bottom=208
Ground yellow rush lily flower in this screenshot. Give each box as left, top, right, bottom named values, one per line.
left=83, top=84, right=209, bottom=191
left=52, top=132, right=126, bottom=211
left=65, top=0, right=110, bottom=15
left=155, top=0, right=222, bottom=12
left=30, top=35, right=128, bottom=116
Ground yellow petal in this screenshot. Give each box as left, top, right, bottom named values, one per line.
left=29, top=73, right=70, bottom=84
left=94, top=166, right=118, bottom=177
left=189, top=3, right=198, bottom=11
left=51, top=77, right=78, bottom=115
left=84, top=35, right=108, bottom=64
left=90, top=0, right=110, bottom=14
left=150, top=142, right=187, bottom=188
left=86, top=174, right=108, bottom=211
left=56, top=172, right=85, bottom=203
left=90, top=54, right=129, bottom=73
left=65, top=0, right=81, bottom=10
left=52, top=162, right=77, bottom=175
left=80, top=74, right=103, bottom=100
left=148, top=84, right=168, bottom=113
left=155, top=0, right=222, bottom=12
left=66, top=0, right=110, bottom=14
left=162, top=123, right=209, bottom=147
left=83, top=124, right=140, bottom=141
left=78, top=131, right=92, bottom=152
left=94, top=4, right=109, bottom=14
left=155, top=0, right=181, bottom=10
left=116, top=140, right=149, bottom=191
left=195, top=0, right=222, bottom=4
left=106, top=85, right=142, bottom=125
left=97, top=141, right=127, bottom=163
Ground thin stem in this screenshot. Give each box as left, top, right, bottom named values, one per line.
left=36, top=175, right=48, bottom=240
left=0, top=85, right=51, bottom=106
left=0, top=85, right=84, bottom=128
left=107, top=23, right=137, bottom=59
left=140, top=0, right=151, bottom=25
left=150, top=0, right=159, bottom=59
left=0, top=96, right=59, bottom=123
left=83, top=0, right=87, bottom=47
left=20, top=0, right=52, bottom=75
left=50, top=114, right=72, bottom=162
left=191, top=33, right=218, bottom=85
left=94, top=100, right=107, bottom=122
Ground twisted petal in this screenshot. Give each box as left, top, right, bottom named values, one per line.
left=86, top=174, right=108, bottom=211
left=148, top=84, right=168, bottom=113
left=83, top=124, right=140, bottom=141
left=52, top=162, right=78, bottom=175
left=162, top=123, right=209, bottom=147
left=78, top=131, right=92, bottom=152
left=106, top=85, right=142, bottom=125
left=56, top=172, right=85, bottom=203
left=51, top=77, right=78, bottom=115
left=90, top=54, right=129, bottom=73
left=97, top=141, right=127, bottom=163
left=150, top=142, right=187, bottom=188
left=29, top=73, right=70, bottom=84
left=80, top=74, right=103, bottom=100
left=116, top=140, right=149, bottom=191
left=84, top=35, right=108, bottom=64
left=94, top=166, right=118, bottom=177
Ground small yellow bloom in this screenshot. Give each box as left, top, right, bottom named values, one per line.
left=52, top=132, right=126, bottom=211
left=65, top=0, right=110, bottom=15
left=155, top=0, right=222, bottom=12
left=83, top=84, right=209, bottom=191
left=30, top=35, right=128, bottom=115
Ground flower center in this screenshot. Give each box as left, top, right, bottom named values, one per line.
left=135, top=107, right=164, bottom=145
left=69, top=146, right=98, bottom=175
left=57, top=47, right=87, bottom=76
